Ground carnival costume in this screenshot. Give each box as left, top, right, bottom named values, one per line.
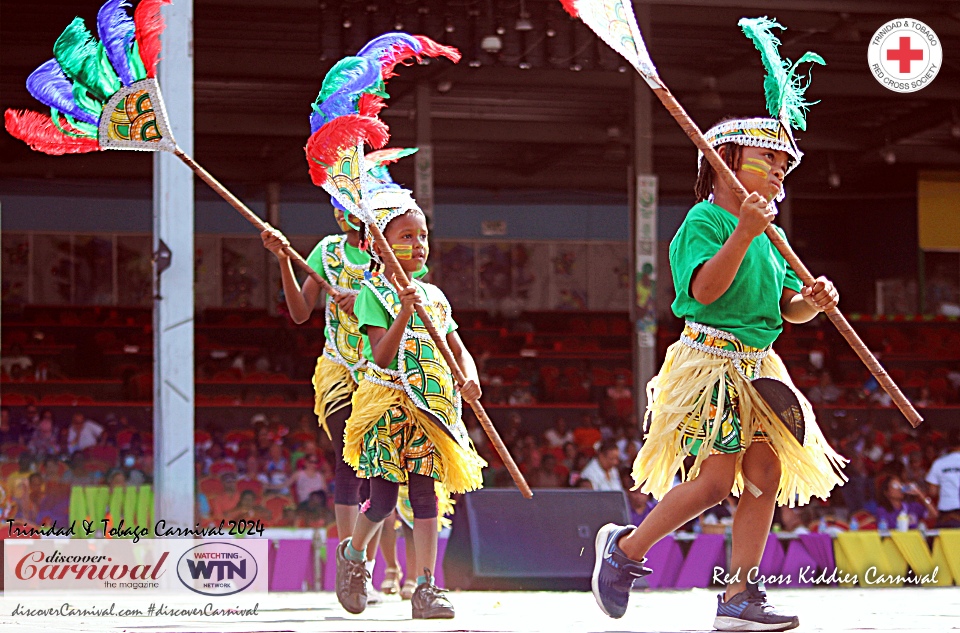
left=346, top=197, right=486, bottom=494
left=303, top=34, right=485, bottom=496
left=632, top=18, right=846, bottom=508
left=307, top=232, right=368, bottom=436
left=303, top=32, right=443, bottom=436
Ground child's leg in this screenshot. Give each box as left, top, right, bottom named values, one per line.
left=402, top=522, right=416, bottom=572
left=380, top=511, right=400, bottom=569
left=400, top=521, right=417, bottom=599
left=407, top=473, right=439, bottom=580
left=350, top=477, right=400, bottom=553
left=328, top=406, right=362, bottom=540
left=619, top=452, right=738, bottom=560
left=379, top=511, right=402, bottom=594
left=725, top=442, right=780, bottom=600
left=365, top=523, right=383, bottom=563
left=405, top=473, right=453, bottom=619
left=335, top=477, right=398, bottom=614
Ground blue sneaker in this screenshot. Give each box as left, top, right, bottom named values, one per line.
left=591, top=523, right=652, bottom=619
left=714, top=582, right=799, bottom=631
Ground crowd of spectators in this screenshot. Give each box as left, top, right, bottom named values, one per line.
left=2, top=311, right=960, bottom=535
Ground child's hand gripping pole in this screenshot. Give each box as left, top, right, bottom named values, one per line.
left=173, top=149, right=341, bottom=301
left=364, top=220, right=534, bottom=499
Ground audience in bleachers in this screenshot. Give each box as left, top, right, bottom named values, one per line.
left=2, top=306, right=959, bottom=534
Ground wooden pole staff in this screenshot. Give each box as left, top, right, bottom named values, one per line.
left=174, top=148, right=341, bottom=299
left=365, top=220, right=534, bottom=498
left=177, top=148, right=533, bottom=493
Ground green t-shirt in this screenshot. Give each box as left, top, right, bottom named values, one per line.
left=354, top=279, right=458, bottom=370
left=670, top=200, right=803, bottom=349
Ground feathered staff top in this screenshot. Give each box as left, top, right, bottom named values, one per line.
left=304, top=33, right=459, bottom=230
left=5, top=0, right=173, bottom=155
left=699, top=17, right=825, bottom=187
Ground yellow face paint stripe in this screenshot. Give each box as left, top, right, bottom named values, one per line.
left=743, top=157, right=772, bottom=177
left=391, top=244, right=414, bottom=260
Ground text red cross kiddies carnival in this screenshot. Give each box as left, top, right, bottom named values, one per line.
left=887, top=36, right=924, bottom=73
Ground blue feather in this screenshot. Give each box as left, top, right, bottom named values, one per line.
left=310, top=57, right=381, bottom=132
left=97, top=0, right=137, bottom=85
left=356, top=33, right=421, bottom=61
left=26, top=59, right=99, bottom=125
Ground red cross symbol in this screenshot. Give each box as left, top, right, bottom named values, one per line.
left=887, top=36, right=924, bottom=73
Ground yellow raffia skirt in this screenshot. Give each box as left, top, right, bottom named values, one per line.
left=633, top=326, right=847, bottom=508
left=344, top=380, right=486, bottom=494
left=312, top=356, right=357, bottom=440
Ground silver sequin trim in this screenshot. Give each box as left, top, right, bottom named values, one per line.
left=679, top=321, right=769, bottom=380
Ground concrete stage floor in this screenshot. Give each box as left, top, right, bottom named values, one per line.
left=1, top=587, right=957, bottom=633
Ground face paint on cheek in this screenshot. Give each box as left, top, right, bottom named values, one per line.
left=742, top=157, right=772, bottom=177
left=391, top=244, right=414, bottom=260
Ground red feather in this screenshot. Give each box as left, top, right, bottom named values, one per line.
left=304, top=115, right=389, bottom=186
left=358, top=93, right=385, bottom=117
left=559, top=0, right=581, bottom=18
left=414, top=36, right=461, bottom=64
left=379, top=42, right=419, bottom=79
left=380, top=36, right=461, bottom=79
left=134, top=0, right=170, bottom=78
left=4, top=109, right=100, bottom=155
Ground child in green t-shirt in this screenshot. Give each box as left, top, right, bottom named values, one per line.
left=592, top=118, right=847, bottom=632
left=262, top=203, right=391, bottom=597
left=592, top=20, right=849, bottom=632
left=334, top=200, right=485, bottom=620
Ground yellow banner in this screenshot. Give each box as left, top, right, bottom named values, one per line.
left=919, top=171, right=960, bottom=251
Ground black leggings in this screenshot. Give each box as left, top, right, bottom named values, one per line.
left=362, top=473, right=438, bottom=523
left=327, top=403, right=362, bottom=506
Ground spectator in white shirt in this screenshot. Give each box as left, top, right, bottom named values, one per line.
left=579, top=440, right=623, bottom=492
left=926, top=431, right=960, bottom=528
left=545, top=417, right=575, bottom=449
left=67, top=412, right=103, bottom=454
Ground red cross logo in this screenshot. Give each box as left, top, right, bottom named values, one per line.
left=886, top=36, right=924, bottom=73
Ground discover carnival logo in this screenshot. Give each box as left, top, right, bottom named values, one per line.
left=4, top=539, right=268, bottom=594
left=868, top=18, right=942, bottom=93
left=176, top=542, right=259, bottom=597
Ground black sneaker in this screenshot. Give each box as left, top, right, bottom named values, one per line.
left=592, top=523, right=652, bottom=619
left=714, top=581, right=799, bottom=631
left=335, top=538, right=369, bottom=614
left=411, top=570, right=455, bottom=619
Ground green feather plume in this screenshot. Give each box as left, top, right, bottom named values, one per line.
left=53, top=18, right=121, bottom=104
left=738, top=17, right=825, bottom=131
left=318, top=57, right=386, bottom=102
left=128, top=40, right=148, bottom=82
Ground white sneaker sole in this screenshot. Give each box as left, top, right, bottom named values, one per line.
left=591, top=523, right=620, bottom=618
left=713, top=615, right=799, bottom=632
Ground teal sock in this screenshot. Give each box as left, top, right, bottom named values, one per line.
left=416, top=575, right=427, bottom=586
left=344, top=540, right=365, bottom=562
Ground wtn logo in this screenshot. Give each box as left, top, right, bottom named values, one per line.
left=185, top=558, right=247, bottom=581
left=176, top=543, right=259, bottom=596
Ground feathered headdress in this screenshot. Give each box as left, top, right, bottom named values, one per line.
left=700, top=17, right=825, bottom=197
left=5, top=0, right=177, bottom=155
left=304, top=33, right=459, bottom=233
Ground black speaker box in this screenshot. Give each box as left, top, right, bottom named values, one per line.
left=443, top=488, right=630, bottom=590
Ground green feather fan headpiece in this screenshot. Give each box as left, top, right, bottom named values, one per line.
left=699, top=17, right=826, bottom=199
left=738, top=16, right=825, bottom=132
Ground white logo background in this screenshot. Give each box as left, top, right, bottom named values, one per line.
left=868, top=19, right=942, bottom=93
